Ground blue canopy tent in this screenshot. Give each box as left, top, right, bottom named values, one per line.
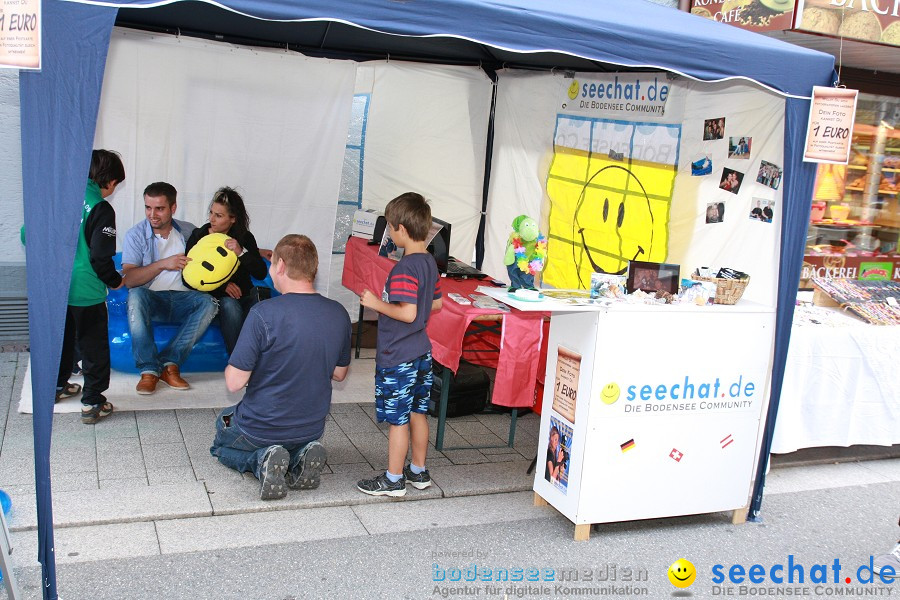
left=20, top=0, right=834, bottom=596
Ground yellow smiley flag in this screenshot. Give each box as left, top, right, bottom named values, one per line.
left=544, top=117, right=681, bottom=289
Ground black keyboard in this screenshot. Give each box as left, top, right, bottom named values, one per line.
left=446, top=259, right=488, bottom=279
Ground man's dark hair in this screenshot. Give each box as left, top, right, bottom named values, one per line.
left=143, top=182, right=178, bottom=207
left=273, top=234, right=318, bottom=282
left=89, top=149, right=125, bottom=189
left=384, top=192, right=431, bottom=241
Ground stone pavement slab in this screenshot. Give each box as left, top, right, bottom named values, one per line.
left=205, top=469, right=444, bottom=515
left=155, top=505, right=368, bottom=554
left=763, top=460, right=896, bottom=495
left=12, top=522, right=160, bottom=566
left=351, top=491, right=546, bottom=535
left=7, top=481, right=212, bottom=531
left=432, top=459, right=534, bottom=497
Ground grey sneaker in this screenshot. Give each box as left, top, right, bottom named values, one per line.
left=286, top=441, right=327, bottom=490
left=258, top=445, right=289, bottom=501
left=873, top=543, right=900, bottom=580
left=403, top=464, right=432, bottom=490
left=357, top=472, right=406, bottom=497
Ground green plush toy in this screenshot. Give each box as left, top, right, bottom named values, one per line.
left=504, top=215, right=547, bottom=289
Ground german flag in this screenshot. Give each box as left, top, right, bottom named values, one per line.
left=620, top=439, right=635, bottom=453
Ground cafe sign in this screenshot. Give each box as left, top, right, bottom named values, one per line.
left=690, top=0, right=796, bottom=32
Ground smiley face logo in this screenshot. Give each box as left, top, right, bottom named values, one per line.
left=567, top=79, right=580, bottom=100
left=600, top=382, right=620, bottom=405
left=667, top=559, right=696, bottom=588
left=572, top=165, right=655, bottom=285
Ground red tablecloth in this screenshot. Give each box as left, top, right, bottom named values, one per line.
left=342, top=236, right=546, bottom=408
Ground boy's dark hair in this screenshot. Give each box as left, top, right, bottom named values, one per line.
left=89, top=149, right=125, bottom=189
left=210, top=186, right=250, bottom=239
left=384, top=192, right=431, bottom=242
left=143, top=182, right=178, bottom=207
left=273, top=234, right=318, bottom=282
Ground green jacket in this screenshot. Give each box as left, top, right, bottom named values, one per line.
left=68, top=181, right=122, bottom=306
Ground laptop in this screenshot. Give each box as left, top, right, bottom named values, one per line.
left=428, top=217, right=488, bottom=279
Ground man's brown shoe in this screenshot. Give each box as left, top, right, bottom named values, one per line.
left=136, top=373, right=158, bottom=395
left=160, top=364, right=190, bottom=390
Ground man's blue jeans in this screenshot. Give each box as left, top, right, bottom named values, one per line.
left=210, top=405, right=319, bottom=480
left=127, top=287, right=218, bottom=375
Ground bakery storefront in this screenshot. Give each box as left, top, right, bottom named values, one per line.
left=692, top=0, right=900, bottom=453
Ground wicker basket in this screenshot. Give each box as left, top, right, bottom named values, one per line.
left=691, top=271, right=750, bottom=305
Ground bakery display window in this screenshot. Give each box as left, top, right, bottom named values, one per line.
left=802, top=93, right=900, bottom=287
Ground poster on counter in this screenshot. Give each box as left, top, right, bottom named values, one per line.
left=803, top=86, right=858, bottom=164
left=544, top=416, right=573, bottom=494
left=552, top=346, right=580, bottom=423
left=0, top=0, right=40, bottom=70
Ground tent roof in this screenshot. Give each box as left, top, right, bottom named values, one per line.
left=101, top=0, right=834, bottom=97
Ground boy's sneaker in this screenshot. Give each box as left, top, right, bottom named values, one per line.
left=403, top=464, right=432, bottom=490
left=286, top=441, right=327, bottom=490
left=357, top=472, right=406, bottom=497
left=258, top=445, right=289, bottom=501
left=873, top=543, right=900, bottom=579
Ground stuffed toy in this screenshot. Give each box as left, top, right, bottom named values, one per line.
left=182, top=232, right=239, bottom=292
left=504, top=214, right=547, bottom=290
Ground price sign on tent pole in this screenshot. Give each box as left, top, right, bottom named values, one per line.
left=0, top=0, right=40, bottom=70
left=803, top=86, right=858, bottom=164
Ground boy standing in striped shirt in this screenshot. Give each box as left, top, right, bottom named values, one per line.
left=357, top=193, right=443, bottom=497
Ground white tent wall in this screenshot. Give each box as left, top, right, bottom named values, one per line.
left=0, top=70, right=24, bottom=263
left=359, top=61, right=493, bottom=261
left=482, top=71, right=558, bottom=285
left=93, top=28, right=357, bottom=294
left=329, top=61, right=493, bottom=320
left=484, top=70, right=783, bottom=306
left=670, top=80, right=785, bottom=306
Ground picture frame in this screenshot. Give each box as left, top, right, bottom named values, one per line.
left=626, top=260, right=681, bottom=294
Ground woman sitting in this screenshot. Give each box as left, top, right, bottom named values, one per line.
left=185, top=187, right=267, bottom=354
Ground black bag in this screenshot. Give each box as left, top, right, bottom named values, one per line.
left=428, top=360, right=491, bottom=418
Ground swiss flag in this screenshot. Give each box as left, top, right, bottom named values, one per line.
left=669, top=448, right=683, bottom=463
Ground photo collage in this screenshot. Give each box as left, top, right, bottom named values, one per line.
left=694, top=117, right=780, bottom=226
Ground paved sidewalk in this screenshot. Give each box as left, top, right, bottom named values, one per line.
left=3, top=349, right=900, bottom=594
left=0, top=352, right=540, bottom=534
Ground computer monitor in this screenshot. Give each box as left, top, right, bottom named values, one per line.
left=428, top=217, right=451, bottom=274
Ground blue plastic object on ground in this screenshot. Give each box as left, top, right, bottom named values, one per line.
left=0, top=489, right=10, bottom=516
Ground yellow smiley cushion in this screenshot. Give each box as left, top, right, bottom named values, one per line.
left=183, top=232, right=239, bottom=292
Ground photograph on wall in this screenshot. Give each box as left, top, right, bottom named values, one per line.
left=703, top=117, right=725, bottom=140
left=749, top=198, right=775, bottom=223
left=719, top=167, right=744, bottom=194
left=552, top=346, right=581, bottom=423
left=545, top=416, right=574, bottom=494
left=706, top=201, right=725, bottom=224
left=756, top=160, right=783, bottom=189
left=728, top=136, right=752, bottom=159
left=691, top=154, right=712, bottom=176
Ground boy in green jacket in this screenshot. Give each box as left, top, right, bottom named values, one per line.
left=56, top=150, right=126, bottom=424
